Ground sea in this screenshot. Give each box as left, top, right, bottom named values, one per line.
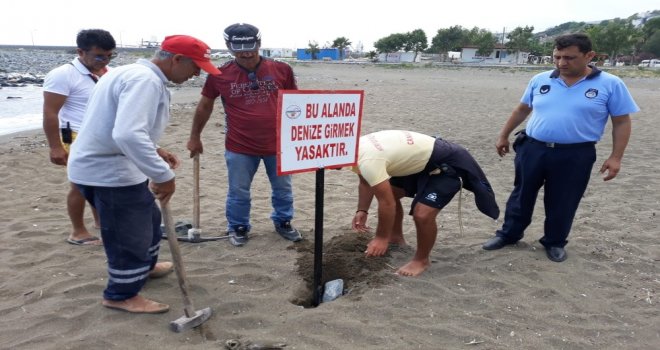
left=0, top=85, right=43, bottom=136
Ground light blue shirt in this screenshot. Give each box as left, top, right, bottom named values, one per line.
left=522, top=67, right=639, bottom=143
left=68, top=59, right=175, bottom=187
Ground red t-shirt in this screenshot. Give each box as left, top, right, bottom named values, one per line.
left=201, top=58, right=297, bottom=155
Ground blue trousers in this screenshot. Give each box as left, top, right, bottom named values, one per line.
left=225, top=150, right=294, bottom=232
left=496, top=139, right=596, bottom=248
left=77, top=181, right=161, bottom=301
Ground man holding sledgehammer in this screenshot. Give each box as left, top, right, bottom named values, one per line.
left=68, top=35, right=221, bottom=313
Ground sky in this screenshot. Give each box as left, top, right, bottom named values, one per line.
left=1, top=1, right=657, bottom=52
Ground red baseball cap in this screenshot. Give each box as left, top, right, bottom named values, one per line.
left=161, top=35, right=221, bottom=75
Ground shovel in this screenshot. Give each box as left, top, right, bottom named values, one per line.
left=161, top=201, right=213, bottom=332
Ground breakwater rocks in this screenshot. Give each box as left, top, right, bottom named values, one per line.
left=0, top=46, right=205, bottom=88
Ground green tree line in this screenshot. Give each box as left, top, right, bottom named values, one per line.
left=307, top=13, right=660, bottom=63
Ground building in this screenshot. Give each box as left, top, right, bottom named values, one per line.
left=296, top=48, right=340, bottom=60
left=377, top=52, right=421, bottom=63
left=460, top=44, right=529, bottom=64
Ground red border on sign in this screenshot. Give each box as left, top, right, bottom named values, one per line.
left=277, top=90, right=363, bottom=175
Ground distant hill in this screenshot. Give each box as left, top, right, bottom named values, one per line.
left=535, top=9, right=660, bottom=38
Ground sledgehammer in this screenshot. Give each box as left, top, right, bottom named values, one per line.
left=161, top=201, right=212, bottom=332
left=184, top=154, right=227, bottom=243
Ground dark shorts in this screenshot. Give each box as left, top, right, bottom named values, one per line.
left=390, top=171, right=462, bottom=210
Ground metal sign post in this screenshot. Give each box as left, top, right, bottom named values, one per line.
left=277, top=90, right=363, bottom=306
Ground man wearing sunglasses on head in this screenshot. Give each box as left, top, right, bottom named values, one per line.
left=187, top=23, right=301, bottom=247
left=43, top=29, right=116, bottom=246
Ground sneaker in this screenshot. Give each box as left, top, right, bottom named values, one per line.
left=274, top=221, right=302, bottom=242
left=227, top=226, right=249, bottom=247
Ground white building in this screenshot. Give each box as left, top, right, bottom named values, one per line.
left=377, top=51, right=421, bottom=63
left=460, top=44, right=529, bottom=64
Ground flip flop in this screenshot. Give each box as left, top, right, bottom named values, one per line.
left=66, top=236, right=102, bottom=246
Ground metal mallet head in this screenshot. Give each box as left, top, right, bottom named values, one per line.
left=169, top=307, right=212, bottom=333
left=188, top=227, right=202, bottom=241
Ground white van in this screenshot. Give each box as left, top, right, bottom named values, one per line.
left=638, top=59, right=660, bottom=68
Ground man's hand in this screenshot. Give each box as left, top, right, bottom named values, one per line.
left=495, top=136, right=510, bottom=157
left=365, top=236, right=389, bottom=257
left=352, top=211, right=371, bottom=233
left=49, top=146, right=68, bottom=166
left=187, top=138, right=203, bottom=158
left=150, top=178, right=175, bottom=204
left=157, top=148, right=180, bottom=169
left=600, top=157, right=622, bottom=181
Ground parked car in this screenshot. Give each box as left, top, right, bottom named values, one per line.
left=638, top=59, right=660, bottom=68
left=211, top=52, right=233, bottom=59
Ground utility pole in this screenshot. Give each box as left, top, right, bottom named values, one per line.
left=499, top=27, right=505, bottom=63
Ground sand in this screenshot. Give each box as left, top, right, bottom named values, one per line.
left=0, top=63, right=658, bottom=350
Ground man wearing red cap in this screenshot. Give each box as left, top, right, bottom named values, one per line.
left=68, top=35, right=220, bottom=314
left=187, top=23, right=301, bottom=247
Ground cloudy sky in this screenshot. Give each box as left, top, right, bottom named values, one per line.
left=1, top=0, right=657, bottom=51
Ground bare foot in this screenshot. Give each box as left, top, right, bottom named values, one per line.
left=396, top=259, right=430, bottom=277
left=102, top=295, right=169, bottom=314
left=149, top=261, right=174, bottom=278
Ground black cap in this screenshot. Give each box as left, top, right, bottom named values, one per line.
left=224, top=23, right=261, bottom=52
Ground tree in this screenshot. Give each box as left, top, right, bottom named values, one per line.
left=642, top=31, right=660, bottom=56
left=587, top=19, right=639, bottom=63
left=642, top=17, right=660, bottom=41
left=473, top=30, right=498, bottom=57
left=462, top=27, right=499, bottom=57
left=306, top=41, right=320, bottom=60
left=404, top=29, right=428, bottom=61
left=639, top=17, right=660, bottom=57
left=506, top=26, right=535, bottom=63
left=374, top=33, right=406, bottom=53
left=365, top=50, right=378, bottom=61
left=528, top=39, right=554, bottom=57
left=430, top=25, right=466, bottom=54
left=331, top=37, right=352, bottom=60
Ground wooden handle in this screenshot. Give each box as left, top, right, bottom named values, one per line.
left=161, top=201, right=196, bottom=317
left=192, top=154, right=200, bottom=229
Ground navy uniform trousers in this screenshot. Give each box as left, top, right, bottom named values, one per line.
left=496, top=137, right=596, bottom=248
left=77, top=180, right=162, bottom=301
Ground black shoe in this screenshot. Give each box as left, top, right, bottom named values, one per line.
left=482, top=236, right=515, bottom=250
left=228, top=226, right=249, bottom=247
left=274, top=221, right=302, bottom=242
left=545, top=246, right=567, bottom=262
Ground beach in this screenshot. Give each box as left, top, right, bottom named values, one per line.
left=0, top=62, right=658, bottom=350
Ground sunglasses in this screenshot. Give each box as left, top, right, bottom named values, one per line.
left=90, top=51, right=118, bottom=62
left=247, top=72, right=259, bottom=90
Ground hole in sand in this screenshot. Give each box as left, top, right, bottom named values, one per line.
left=289, top=231, right=395, bottom=308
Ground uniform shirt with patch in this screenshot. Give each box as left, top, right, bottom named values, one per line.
left=522, top=66, right=639, bottom=143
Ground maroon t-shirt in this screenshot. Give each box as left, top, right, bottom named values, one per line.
left=201, top=58, right=297, bottom=155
